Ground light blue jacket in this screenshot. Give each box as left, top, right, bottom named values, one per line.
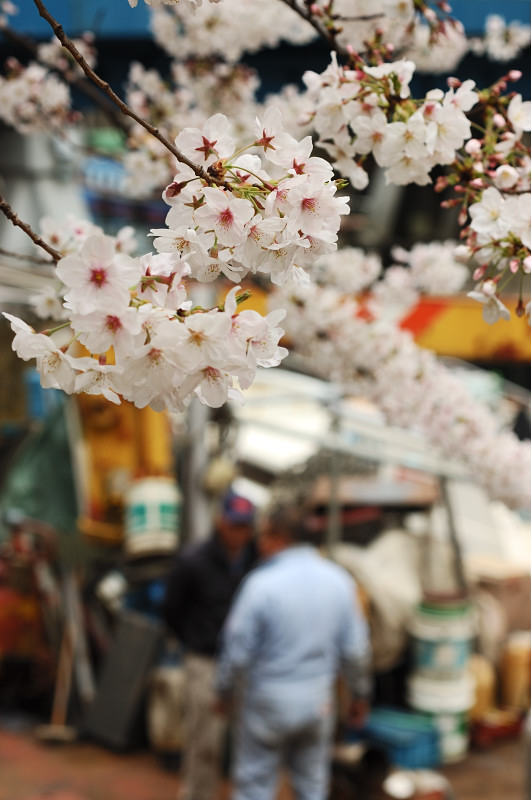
left=216, top=545, right=372, bottom=700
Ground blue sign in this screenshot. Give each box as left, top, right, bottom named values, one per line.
left=15, top=1, right=531, bottom=39
left=451, top=0, right=531, bottom=33
left=12, top=0, right=151, bottom=38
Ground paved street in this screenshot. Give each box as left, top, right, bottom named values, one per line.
left=0, top=720, right=525, bottom=800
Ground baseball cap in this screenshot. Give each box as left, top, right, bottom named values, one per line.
left=221, top=490, right=256, bottom=525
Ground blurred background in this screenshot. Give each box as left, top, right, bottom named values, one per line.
left=1, top=2, right=531, bottom=799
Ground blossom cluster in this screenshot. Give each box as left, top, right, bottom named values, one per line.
left=2, top=103, right=350, bottom=412
left=366, top=240, right=469, bottom=321
left=303, top=53, right=479, bottom=190
left=151, top=109, right=349, bottom=288
left=469, top=14, right=531, bottom=63
left=0, top=58, right=73, bottom=134
left=123, top=59, right=264, bottom=198
left=273, top=276, right=531, bottom=511
left=312, top=0, right=454, bottom=58
left=441, top=90, right=531, bottom=323
left=149, top=0, right=314, bottom=63
left=4, top=218, right=288, bottom=412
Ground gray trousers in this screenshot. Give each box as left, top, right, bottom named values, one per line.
left=231, top=681, right=335, bottom=800
left=179, top=653, right=225, bottom=800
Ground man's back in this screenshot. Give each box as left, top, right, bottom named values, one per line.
left=217, top=544, right=369, bottom=692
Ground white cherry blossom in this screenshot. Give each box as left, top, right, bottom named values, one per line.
left=57, top=234, right=141, bottom=313
left=194, top=188, right=254, bottom=248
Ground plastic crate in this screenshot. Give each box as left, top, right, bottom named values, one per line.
left=345, top=707, right=441, bottom=769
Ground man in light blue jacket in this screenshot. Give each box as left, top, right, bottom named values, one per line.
left=215, top=503, right=372, bottom=800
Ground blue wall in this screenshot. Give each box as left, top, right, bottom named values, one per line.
left=14, top=0, right=151, bottom=39
left=16, top=1, right=531, bottom=39
left=452, top=1, right=530, bottom=33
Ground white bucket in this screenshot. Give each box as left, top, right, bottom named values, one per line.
left=409, top=601, right=475, bottom=680
left=407, top=673, right=475, bottom=763
left=124, top=477, right=181, bottom=557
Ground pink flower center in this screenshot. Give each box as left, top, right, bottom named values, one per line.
left=218, top=208, right=234, bottom=230
left=148, top=347, right=162, bottom=365
left=204, top=366, right=220, bottom=381
left=302, top=197, right=317, bottom=213
left=89, top=267, right=108, bottom=287
left=105, top=315, right=122, bottom=333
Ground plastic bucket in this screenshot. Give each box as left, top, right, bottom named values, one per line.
left=500, top=631, right=531, bottom=710
left=124, top=477, right=181, bottom=557
left=409, top=600, right=475, bottom=680
left=407, top=673, right=475, bottom=763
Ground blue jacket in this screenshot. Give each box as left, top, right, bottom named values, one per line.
left=216, top=545, right=372, bottom=699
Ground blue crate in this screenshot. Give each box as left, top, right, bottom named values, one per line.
left=345, top=707, right=441, bottom=769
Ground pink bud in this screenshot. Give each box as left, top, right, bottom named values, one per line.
left=510, top=259, right=520, bottom=274
left=493, top=113, right=506, bottom=129
left=447, top=76, right=461, bottom=89
left=473, top=265, right=487, bottom=281
left=469, top=178, right=485, bottom=190
left=465, top=138, right=482, bottom=155
left=508, top=70, right=522, bottom=82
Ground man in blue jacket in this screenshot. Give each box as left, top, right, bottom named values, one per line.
left=215, top=503, right=372, bottom=800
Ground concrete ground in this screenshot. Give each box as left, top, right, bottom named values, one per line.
left=0, top=718, right=525, bottom=800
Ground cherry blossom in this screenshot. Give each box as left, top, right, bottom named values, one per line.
left=56, top=234, right=141, bottom=313
left=6, top=0, right=531, bottom=515
left=272, top=274, right=531, bottom=511
left=0, top=60, right=72, bottom=134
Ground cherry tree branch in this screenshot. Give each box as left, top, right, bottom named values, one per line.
left=278, top=0, right=347, bottom=55
left=32, top=0, right=229, bottom=187
left=277, top=0, right=383, bottom=57
left=0, top=195, right=62, bottom=263
left=0, top=247, right=53, bottom=265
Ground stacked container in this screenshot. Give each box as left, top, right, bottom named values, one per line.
left=406, top=596, right=476, bottom=763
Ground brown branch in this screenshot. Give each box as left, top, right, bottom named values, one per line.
left=0, top=195, right=62, bottom=263
left=279, top=0, right=386, bottom=58
left=0, top=246, right=53, bottom=266
left=32, top=0, right=230, bottom=188
left=279, top=0, right=347, bottom=55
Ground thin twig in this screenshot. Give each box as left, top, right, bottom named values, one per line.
left=32, top=0, right=229, bottom=188
left=0, top=246, right=53, bottom=266
left=279, top=0, right=385, bottom=57
left=279, top=0, right=346, bottom=55
left=0, top=195, right=62, bottom=263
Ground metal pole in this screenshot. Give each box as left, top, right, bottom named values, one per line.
left=326, top=408, right=342, bottom=559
